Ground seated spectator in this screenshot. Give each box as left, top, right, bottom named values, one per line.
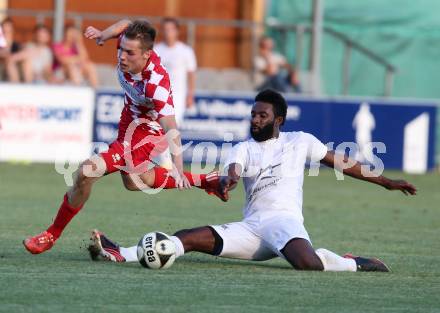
left=0, top=24, right=6, bottom=48
left=5, top=24, right=54, bottom=83
left=0, top=18, right=22, bottom=81
left=254, top=36, right=301, bottom=93
left=53, top=24, right=98, bottom=88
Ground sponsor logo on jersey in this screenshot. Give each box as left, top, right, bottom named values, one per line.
left=112, top=153, right=121, bottom=163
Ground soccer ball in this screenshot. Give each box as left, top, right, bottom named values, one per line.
left=137, top=232, right=176, bottom=269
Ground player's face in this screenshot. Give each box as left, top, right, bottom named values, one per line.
left=65, top=27, right=80, bottom=43
left=162, top=22, right=179, bottom=43
left=250, top=102, right=279, bottom=142
left=2, top=21, right=13, bottom=39
left=118, top=36, right=151, bottom=74
left=35, top=28, right=50, bottom=45
left=260, top=38, right=274, bottom=51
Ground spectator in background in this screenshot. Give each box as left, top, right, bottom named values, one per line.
left=0, top=24, right=6, bottom=48
left=0, top=18, right=22, bottom=81
left=254, top=36, right=301, bottom=93
left=154, top=17, right=196, bottom=126
left=53, top=24, right=98, bottom=88
left=5, top=24, right=54, bottom=83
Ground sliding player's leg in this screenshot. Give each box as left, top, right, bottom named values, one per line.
left=280, top=238, right=324, bottom=270
left=89, top=222, right=277, bottom=263
left=262, top=215, right=390, bottom=272
left=88, top=227, right=221, bottom=263
left=282, top=241, right=390, bottom=272
left=316, top=249, right=390, bottom=272
left=23, top=144, right=122, bottom=254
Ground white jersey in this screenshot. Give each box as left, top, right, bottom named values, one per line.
left=0, top=26, right=6, bottom=48
left=154, top=41, right=196, bottom=124
left=224, top=131, right=328, bottom=222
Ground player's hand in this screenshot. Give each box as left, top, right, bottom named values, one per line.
left=180, top=173, right=192, bottom=190
left=84, top=26, right=105, bottom=46
left=170, top=167, right=191, bottom=190
left=383, top=179, right=417, bottom=196
left=220, top=176, right=238, bottom=195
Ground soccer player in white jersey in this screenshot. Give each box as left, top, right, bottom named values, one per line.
left=89, top=89, right=417, bottom=272
left=154, top=17, right=196, bottom=126
left=23, top=20, right=225, bottom=255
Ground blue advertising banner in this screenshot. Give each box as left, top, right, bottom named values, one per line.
left=94, top=91, right=437, bottom=172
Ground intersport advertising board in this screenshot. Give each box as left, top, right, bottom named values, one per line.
left=0, top=84, right=94, bottom=163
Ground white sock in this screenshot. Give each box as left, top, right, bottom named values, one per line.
left=120, top=246, right=138, bottom=263
left=315, top=248, right=357, bottom=272
left=170, top=236, right=185, bottom=258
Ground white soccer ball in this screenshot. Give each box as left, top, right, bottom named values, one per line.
left=137, top=232, right=176, bottom=269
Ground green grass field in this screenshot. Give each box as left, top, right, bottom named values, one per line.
left=0, top=163, right=439, bottom=313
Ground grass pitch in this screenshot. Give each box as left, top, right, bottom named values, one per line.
left=0, top=163, right=439, bottom=313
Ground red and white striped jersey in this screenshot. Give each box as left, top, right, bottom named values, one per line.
left=116, top=36, right=175, bottom=134
left=0, top=26, right=6, bottom=48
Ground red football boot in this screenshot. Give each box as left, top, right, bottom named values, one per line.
left=23, top=231, right=55, bottom=254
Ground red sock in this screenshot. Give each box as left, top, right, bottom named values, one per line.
left=152, top=167, right=208, bottom=189
left=47, top=194, right=83, bottom=239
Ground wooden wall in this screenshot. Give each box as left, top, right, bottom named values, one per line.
left=7, top=0, right=264, bottom=68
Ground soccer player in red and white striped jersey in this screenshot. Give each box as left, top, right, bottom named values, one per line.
left=23, top=20, right=226, bottom=255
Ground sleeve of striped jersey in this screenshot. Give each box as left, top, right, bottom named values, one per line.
left=148, top=75, right=175, bottom=120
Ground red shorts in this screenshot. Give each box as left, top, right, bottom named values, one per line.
left=100, top=126, right=168, bottom=174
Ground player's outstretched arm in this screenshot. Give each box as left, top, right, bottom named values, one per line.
left=84, top=19, right=131, bottom=45
left=220, top=163, right=242, bottom=196
left=320, top=150, right=417, bottom=196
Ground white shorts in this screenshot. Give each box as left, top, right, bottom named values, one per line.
left=210, top=214, right=311, bottom=261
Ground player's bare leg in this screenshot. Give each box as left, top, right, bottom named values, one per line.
left=68, top=156, right=107, bottom=207
left=88, top=226, right=220, bottom=262
left=120, top=169, right=229, bottom=202
left=120, top=170, right=155, bottom=191
left=281, top=238, right=324, bottom=271
left=23, top=155, right=107, bottom=254
left=173, top=227, right=220, bottom=255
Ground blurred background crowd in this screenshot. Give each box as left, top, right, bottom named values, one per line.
left=0, top=18, right=97, bottom=87
left=0, top=16, right=301, bottom=94
left=2, top=0, right=440, bottom=99
left=0, top=0, right=309, bottom=94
